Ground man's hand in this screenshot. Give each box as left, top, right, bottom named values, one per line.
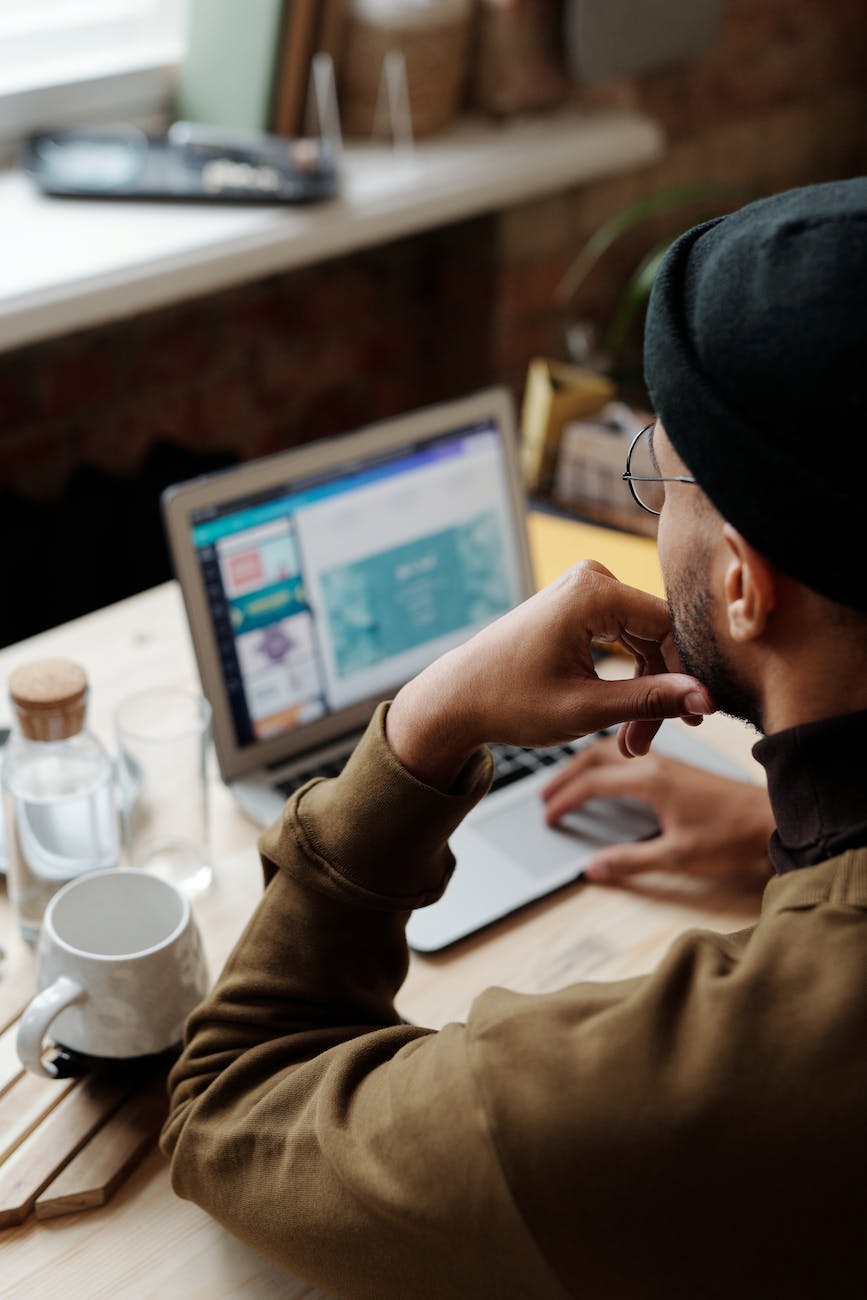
left=542, top=736, right=775, bottom=886
left=386, top=562, right=714, bottom=791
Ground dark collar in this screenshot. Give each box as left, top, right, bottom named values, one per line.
left=753, top=709, right=867, bottom=874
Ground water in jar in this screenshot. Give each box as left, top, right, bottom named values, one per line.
left=4, top=733, right=119, bottom=941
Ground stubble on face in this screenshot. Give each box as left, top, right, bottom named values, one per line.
left=652, top=420, right=765, bottom=733
left=666, top=551, right=764, bottom=734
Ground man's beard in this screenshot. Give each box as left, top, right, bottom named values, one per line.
left=667, top=563, right=764, bottom=734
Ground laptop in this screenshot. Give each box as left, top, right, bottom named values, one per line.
left=163, top=388, right=749, bottom=951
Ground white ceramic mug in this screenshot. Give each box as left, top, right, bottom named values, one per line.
left=17, top=868, right=209, bottom=1078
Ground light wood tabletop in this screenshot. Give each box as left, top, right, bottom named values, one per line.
left=0, top=513, right=766, bottom=1299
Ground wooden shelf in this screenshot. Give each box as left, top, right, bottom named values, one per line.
left=0, top=108, right=663, bottom=354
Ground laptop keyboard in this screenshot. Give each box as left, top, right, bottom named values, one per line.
left=487, top=742, right=577, bottom=791
left=274, top=741, right=577, bottom=799
left=275, top=757, right=348, bottom=796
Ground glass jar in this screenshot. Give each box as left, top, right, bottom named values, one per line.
left=2, top=658, right=119, bottom=942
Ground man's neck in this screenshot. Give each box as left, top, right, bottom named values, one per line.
left=759, top=648, right=867, bottom=736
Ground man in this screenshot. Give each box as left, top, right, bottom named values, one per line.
left=162, top=178, right=867, bottom=1299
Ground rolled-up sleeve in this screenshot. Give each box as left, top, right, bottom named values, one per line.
left=160, top=703, right=566, bottom=1299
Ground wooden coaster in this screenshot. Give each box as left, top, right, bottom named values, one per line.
left=0, top=1020, right=25, bottom=1100
left=0, top=1071, right=137, bottom=1228
left=35, top=1072, right=169, bottom=1220
left=0, top=1069, right=77, bottom=1166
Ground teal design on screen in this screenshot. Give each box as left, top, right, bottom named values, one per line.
left=229, top=574, right=308, bottom=636
left=321, top=513, right=510, bottom=678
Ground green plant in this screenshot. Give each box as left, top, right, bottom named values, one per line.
left=555, top=181, right=739, bottom=370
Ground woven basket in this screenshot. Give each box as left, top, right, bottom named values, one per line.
left=341, top=1, right=472, bottom=138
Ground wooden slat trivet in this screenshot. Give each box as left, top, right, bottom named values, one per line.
left=0, top=987, right=28, bottom=1040
left=0, top=1069, right=77, bottom=1165
left=0, top=1070, right=137, bottom=1227
left=0, top=948, right=36, bottom=1034
left=0, top=1020, right=25, bottom=1100
left=35, top=1071, right=169, bottom=1219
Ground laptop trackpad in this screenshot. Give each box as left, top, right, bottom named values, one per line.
left=406, top=787, right=659, bottom=952
left=475, top=794, right=659, bottom=878
left=406, top=720, right=753, bottom=953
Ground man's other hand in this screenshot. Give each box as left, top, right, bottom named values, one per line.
left=386, top=561, right=714, bottom=791
left=542, top=736, right=775, bottom=886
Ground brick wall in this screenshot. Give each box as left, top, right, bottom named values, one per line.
left=0, top=222, right=496, bottom=643
left=2, top=0, right=866, bottom=642
left=0, top=221, right=495, bottom=503
left=494, top=0, right=867, bottom=391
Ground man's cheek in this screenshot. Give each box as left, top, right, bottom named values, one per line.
left=655, top=511, right=675, bottom=602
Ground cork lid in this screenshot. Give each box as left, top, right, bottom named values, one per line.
left=9, top=659, right=89, bottom=741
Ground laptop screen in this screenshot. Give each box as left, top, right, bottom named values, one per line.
left=188, top=418, right=526, bottom=749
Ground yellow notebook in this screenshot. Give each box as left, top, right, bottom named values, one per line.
left=527, top=512, right=663, bottom=597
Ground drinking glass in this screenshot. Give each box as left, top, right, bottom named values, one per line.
left=115, top=688, right=212, bottom=896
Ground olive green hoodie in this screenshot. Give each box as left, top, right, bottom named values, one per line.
left=162, top=704, right=867, bottom=1299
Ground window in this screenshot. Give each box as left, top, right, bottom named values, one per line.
left=0, top=0, right=185, bottom=90
left=0, top=0, right=186, bottom=151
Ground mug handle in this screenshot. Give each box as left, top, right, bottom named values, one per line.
left=17, top=976, right=86, bottom=1078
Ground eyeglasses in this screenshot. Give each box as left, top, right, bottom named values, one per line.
left=622, top=423, right=697, bottom=516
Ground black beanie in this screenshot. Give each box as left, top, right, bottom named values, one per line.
left=644, top=177, right=867, bottom=610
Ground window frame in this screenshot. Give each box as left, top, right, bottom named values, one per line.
left=0, top=0, right=186, bottom=160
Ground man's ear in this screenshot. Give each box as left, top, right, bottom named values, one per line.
left=721, top=524, right=776, bottom=641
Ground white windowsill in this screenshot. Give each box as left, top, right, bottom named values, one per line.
left=0, top=55, right=176, bottom=161
left=0, top=108, right=664, bottom=356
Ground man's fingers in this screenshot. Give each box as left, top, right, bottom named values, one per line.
left=583, top=837, right=670, bottom=883
left=543, top=762, right=654, bottom=824
left=567, top=564, right=674, bottom=647
left=620, top=631, right=667, bottom=680
left=584, top=575, right=679, bottom=649
left=576, top=673, right=713, bottom=739
left=575, top=558, right=618, bottom=582
left=619, top=718, right=663, bottom=757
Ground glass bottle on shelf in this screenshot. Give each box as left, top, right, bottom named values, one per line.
left=2, top=659, right=119, bottom=942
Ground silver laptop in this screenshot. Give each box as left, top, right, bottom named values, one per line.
left=163, top=388, right=749, bottom=951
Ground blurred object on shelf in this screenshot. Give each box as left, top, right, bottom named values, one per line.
left=307, top=1, right=351, bottom=130
left=341, top=0, right=473, bottom=138
left=372, top=51, right=416, bottom=153
left=177, top=0, right=285, bottom=133
left=318, top=0, right=351, bottom=72
left=272, top=0, right=320, bottom=138
left=471, top=0, right=569, bottom=117
left=179, top=0, right=350, bottom=143
left=520, top=357, right=614, bottom=495
left=562, top=320, right=612, bottom=378
left=25, top=125, right=338, bottom=205
left=552, top=401, right=658, bottom=537
left=566, top=0, right=723, bottom=83
left=304, top=53, right=345, bottom=160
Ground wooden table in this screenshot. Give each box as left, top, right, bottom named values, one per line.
left=0, top=515, right=766, bottom=1299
